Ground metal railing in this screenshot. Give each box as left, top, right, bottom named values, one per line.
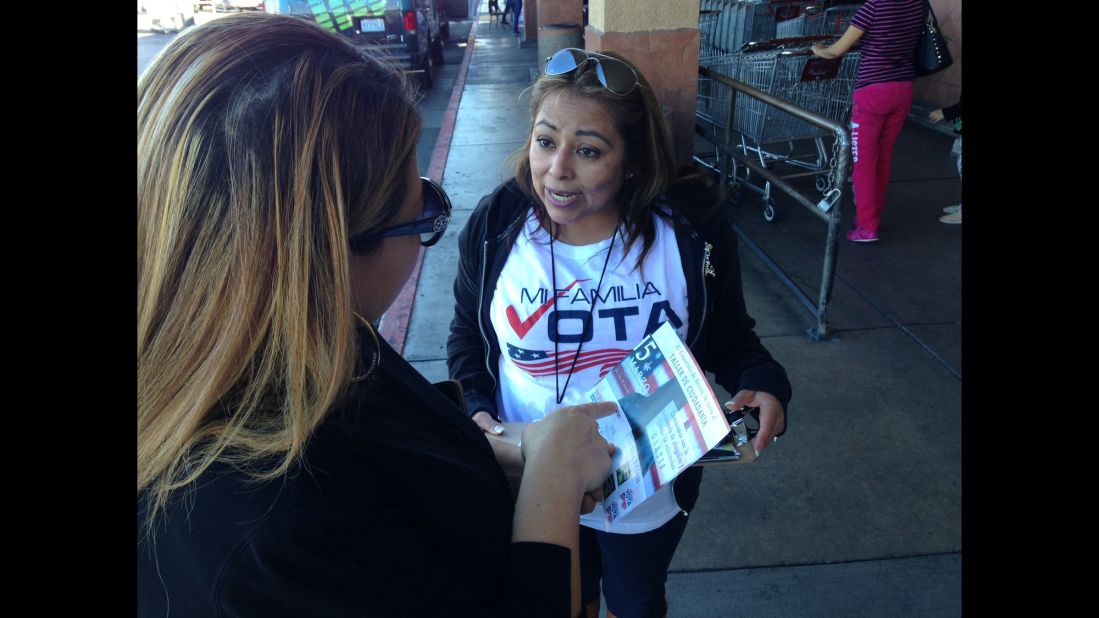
left=697, top=64, right=850, bottom=340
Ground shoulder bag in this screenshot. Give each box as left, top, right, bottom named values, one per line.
left=914, top=0, right=953, bottom=76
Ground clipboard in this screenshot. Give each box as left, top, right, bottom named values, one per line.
left=489, top=412, right=764, bottom=466
left=694, top=406, right=760, bottom=466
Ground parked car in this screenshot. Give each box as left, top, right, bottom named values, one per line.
left=265, top=0, right=447, bottom=89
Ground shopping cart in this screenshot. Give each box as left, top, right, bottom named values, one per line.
left=802, top=4, right=861, bottom=36
left=702, top=0, right=739, bottom=54
left=699, top=1, right=811, bottom=55
left=775, top=2, right=820, bottom=37
left=697, top=2, right=816, bottom=132
left=738, top=1, right=773, bottom=49
left=697, top=35, right=859, bottom=221
left=697, top=50, right=743, bottom=133
left=734, top=38, right=859, bottom=145
left=699, top=3, right=722, bottom=56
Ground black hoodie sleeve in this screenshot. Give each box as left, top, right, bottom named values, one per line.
left=941, top=95, right=962, bottom=121
left=668, top=171, right=793, bottom=432
left=702, top=220, right=793, bottom=419
left=447, top=191, right=502, bottom=421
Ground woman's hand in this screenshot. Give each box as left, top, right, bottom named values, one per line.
left=510, top=401, right=616, bottom=538
left=521, top=402, right=617, bottom=495
left=472, top=410, right=506, bottom=435
left=511, top=402, right=618, bottom=618
left=811, top=25, right=864, bottom=60
left=928, top=109, right=945, bottom=123
left=484, top=405, right=615, bottom=509
left=724, top=390, right=786, bottom=456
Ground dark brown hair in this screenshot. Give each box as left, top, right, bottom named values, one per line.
left=510, top=50, right=677, bottom=266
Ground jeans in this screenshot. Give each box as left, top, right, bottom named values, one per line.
left=579, top=513, right=690, bottom=617
left=850, top=81, right=914, bottom=233
left=510, top=0, right=523, bottom=34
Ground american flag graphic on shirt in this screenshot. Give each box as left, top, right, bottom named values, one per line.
left=507, top=343, right=631, bottom=378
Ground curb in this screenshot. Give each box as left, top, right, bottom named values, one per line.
left=378, top=11, right=480, bottom=356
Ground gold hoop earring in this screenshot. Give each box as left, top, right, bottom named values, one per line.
left=351, top=312, right=381, bottom=383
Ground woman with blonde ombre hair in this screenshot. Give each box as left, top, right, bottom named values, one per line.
left=138, top=13, right=616, bottom=616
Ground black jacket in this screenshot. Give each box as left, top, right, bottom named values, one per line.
left=138, top=332, right=571, bottom=617
left=447, top=178, right=792, bottom=512
left=942, top=95, right=962, bottom=135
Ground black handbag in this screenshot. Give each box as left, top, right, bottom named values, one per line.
left=915, top=0, right=953, bottom=76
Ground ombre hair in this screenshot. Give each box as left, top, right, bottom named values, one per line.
left=511, top=50, right=678, bottom=266
left=138, top=12, right=421, bottom=528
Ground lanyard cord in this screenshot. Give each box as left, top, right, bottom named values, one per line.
left=550, top=224, right=618, bottom=405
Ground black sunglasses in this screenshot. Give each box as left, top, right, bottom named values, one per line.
left=544, top=48, right=639, bottom=96
left=350, top=176, right=452, bottom=251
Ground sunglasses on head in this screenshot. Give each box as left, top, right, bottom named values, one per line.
left=349, top=176, right=452, bottom=252
left=543, top=48, right=639, bottom=96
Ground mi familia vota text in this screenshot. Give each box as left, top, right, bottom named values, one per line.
left=515, top=281, right=683, bottom=343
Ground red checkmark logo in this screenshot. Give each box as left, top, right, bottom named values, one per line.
left=506, top=279, right=587, bottom=339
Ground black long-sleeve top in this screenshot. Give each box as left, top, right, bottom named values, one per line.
left=138, top=332, right=571, bottom=617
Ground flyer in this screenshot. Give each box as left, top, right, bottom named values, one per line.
left=584, top=322, right=734, bottom=527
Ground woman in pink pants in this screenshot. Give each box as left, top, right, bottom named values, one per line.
left=812, top=0, right=929, bottom=243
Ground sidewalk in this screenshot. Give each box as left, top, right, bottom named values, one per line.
left=396, top=6, right=962, bottom=616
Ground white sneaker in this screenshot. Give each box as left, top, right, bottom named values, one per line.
left=939, top=212, right=962, bottom=224
left=942, top=204, right=961, bottom=214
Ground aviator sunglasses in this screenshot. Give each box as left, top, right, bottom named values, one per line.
left=543, top=48, right=639, bottom=96
left=350, top=176, right=452, bottom=251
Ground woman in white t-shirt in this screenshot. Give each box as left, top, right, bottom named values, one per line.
left=448, top=48, right=792, bottom=618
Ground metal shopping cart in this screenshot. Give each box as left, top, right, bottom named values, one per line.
left=802, top=3, right=861, bottom=36
left=697, top=2, right=813, bottom=150
left=699, top=1, right=811, bottom=54
left=699, top=2, right=722, bottom=56
left=739, top=1, right=774, bottom=49
left=735, top=38, right=858, bottom=144
left=696, top=45, right=745, bottom=189
left=768, top=0, right=814, bottom=38
left=775, top=2, right=821, bottom=37
left=697, top=50, right=743, bottom=131
left=701, top=0, right=739, bottom=54
left=697, top=35, right=859, bottom=221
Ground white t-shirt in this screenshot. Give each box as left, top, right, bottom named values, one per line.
left=490, top=210, right=690, bottom=533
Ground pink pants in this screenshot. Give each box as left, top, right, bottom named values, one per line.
left=850, top=81, right=914, bottom=233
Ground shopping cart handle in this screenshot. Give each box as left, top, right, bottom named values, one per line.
left=781, top=49, right=819, bottom=57
left=779, top=42, right=864, bottom=58
left=740, top=34, right=835, bottom=54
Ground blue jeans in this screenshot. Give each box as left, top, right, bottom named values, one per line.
left=579, top=513, right=690, bottom=617
left=510, top=0, right=523, bottom=34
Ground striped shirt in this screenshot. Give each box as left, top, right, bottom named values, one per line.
left=850, top=0, right=928, bottom=90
